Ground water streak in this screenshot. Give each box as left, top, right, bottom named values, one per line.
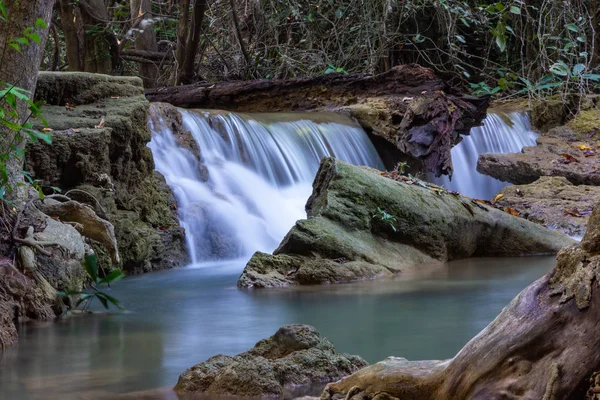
left=148, top=109, right=384, bottom=263
left=430, top=112, right=538, bottom=200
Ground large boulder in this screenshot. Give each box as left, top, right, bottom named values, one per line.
left=322, top=203, right=600, bottom=400
left=26, top=72, right=188, bottom=273
left=238, top=158, right=575, bottom=288
left=175, top=324, right=367, bottom=398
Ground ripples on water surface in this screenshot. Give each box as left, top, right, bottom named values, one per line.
left=0, top=256, right=555, bottom=399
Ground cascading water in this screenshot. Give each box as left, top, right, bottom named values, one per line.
left=430, top=112, right=538, bottom=200
left=148, top=109, right=384, bottom=263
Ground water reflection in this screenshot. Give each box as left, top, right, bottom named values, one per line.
left=0, top=256, right=555, bottom=399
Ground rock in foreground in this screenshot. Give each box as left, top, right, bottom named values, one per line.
left=174, top=324, right=367, bottom=398
left=322, top=203, right=600, bottom=400
left=238, top=158, right=575, bottom=288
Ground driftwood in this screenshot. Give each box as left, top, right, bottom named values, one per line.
left=322, top=205, right=600, bottom=400
left=146, top=65, right=489, bottom=176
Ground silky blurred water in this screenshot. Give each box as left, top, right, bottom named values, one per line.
left=430, top=112, right=538, bottom=200
left=0, top=256, right=555, bottom=399
left=148, top=110, right=384, bottom=263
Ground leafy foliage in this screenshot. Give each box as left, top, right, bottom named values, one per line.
left=58, top=254, right=125, bottom=312
left=373, top=207, right=397, bottom=233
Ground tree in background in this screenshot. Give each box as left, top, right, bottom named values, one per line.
left=0, top=0, right=55, bottom=203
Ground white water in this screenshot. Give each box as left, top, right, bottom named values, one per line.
left=148, top=110, right=384, bottom=263
left=430, top=112, right=538, bottom=200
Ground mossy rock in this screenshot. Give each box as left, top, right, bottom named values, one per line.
left=26, top=72, right=188, bottom=273
left=239, top=158, right=575, bottom=288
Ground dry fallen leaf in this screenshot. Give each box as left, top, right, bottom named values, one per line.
left=41, top=127, right=53, bottom=133
left=503, top=207, right=520, bottom=217
left=559, top=153, right=579, bottom=164
left=564, top=208, right=583, bottom=217
left=492, top=193, right=504, bottom=204
left=110, top=96, right=121, bottom=99
left=579, top=144, right=594, bottom=151
left=94, top=118, right=105, bottom=129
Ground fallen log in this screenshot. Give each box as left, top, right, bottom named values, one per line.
left=145, top=65, right=489, bottom=177
left=321, top=204, right=600, bottom=400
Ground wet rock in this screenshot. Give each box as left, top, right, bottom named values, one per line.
left=26, top=72, right=188, bottom=273
left=477, top=130, right=600, bottom=186
left=175, top=324, right=368, bottom=398
left=321, top=202, right=600, bottom=400
left=239, top=158, right=574, bottom=288
left=494, top=176, right=600, bottom=238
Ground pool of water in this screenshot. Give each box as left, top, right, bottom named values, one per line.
left=0, top=256, right=556, bottom=399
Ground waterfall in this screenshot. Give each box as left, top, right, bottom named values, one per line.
left=430, top=112, right=538, bottom=200
left=148, top=109, right=384, bottom=264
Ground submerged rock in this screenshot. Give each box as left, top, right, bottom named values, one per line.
left=239, top=158, right=574, bottom=288
left=26, top=72, right=188, bottom=273
left=174, top=324, right=367, bottom=398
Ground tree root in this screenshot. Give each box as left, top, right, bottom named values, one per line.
left=37, top=198, right=120, bottom=264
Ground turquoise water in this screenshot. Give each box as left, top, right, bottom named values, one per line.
left=0, top=256, right=555, bottom=399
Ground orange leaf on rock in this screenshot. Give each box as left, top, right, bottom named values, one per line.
left=492, top=193, right=504, bottom=204
left=559, top=153, right=579, bottom=163
left=503, top=207, right=520, bottom=217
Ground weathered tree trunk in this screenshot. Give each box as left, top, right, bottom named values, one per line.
left=0, top=0, right=55, bottom=201
left=130, top=0, right=159, bottom=87
left=146, top=65, right=489, bottom=176
left=176, top=0, right=208, bottom=85
left=322, top=204, right=600, bottom=400
left=59, top=0, right=114, bottom=74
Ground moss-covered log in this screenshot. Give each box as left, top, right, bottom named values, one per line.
left=145, top=65, right=489, bottom=177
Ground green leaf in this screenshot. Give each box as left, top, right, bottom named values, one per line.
left=98, top=269, right=125, bottom=285
left=83, top=254, right=99, bottom=282
left=75, top=293, right=95, bottom=307
left=510, top=5, right=521, bottom=14
left=582, top=74, right=600, bottom=81
left=8, top=43, right=21, bottom=53
left=95, top=293, right=109, bottom=309
left=0, top=2, right=7, bottom=21
left=96, top=292, right=124, bottom=310
left=35, top=18, right=47, bottom=29
left=25, top=33, right=41, bottom=45
left=31, top=130, right=52, bottom=144
left=549, top=61, right=570, bottom=77
left=565, top=23, right=579, bottom=33
left=572, top=63, right=585, bottom=76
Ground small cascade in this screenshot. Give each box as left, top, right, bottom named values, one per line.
left=148, top=109, right=384, bottom=263
left=430, top=112, right=538, bottom=200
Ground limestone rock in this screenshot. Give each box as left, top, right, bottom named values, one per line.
left=494, top=176, right=600, bottom=238
left=477, top=108, right=600, bottom=186
left=239, top=158, right=574, bottom=288
left=27, top=72, right=188, bottom=273
left=175, top=324, right=368, bottom=398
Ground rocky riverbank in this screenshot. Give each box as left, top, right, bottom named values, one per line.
left=27, top=72, right=188, bottom=274
left=477, top=101, right=600, bottom=236
left=238, top=157, right=574, bottom=288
